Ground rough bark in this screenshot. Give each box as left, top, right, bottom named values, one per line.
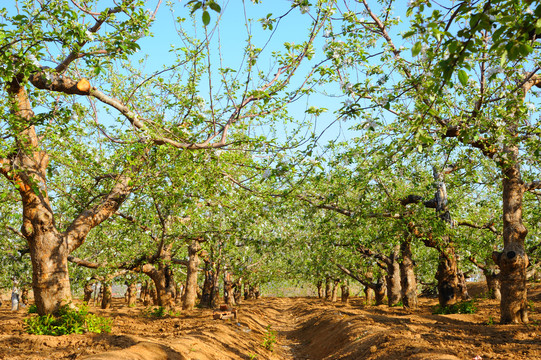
left=223, top=272, right=235, bottom=306
left=183, top=239, right=201, bottom=310
left=435, top=247, right=460, bottom=307
left=325, top=277, right=332, bottom=301
left=365, top=286, right=375, bottom=305
left=126, top=282, right=137, bottom=307
left=83, top=282, right=94, bottom=304
left=487, top=273, right=502, bottom=301
left=331, top=279, right=340, bottom=302
left=386, top=248, right=402, bottom=307
left=400, top=239, right=418, bottom=308
left=141, top=281, right=151, bottom=306
left=200, top=260, right=220, bottom=308
left=374, top=277, right=386, bottom=306
left=21, top=287, right=29, bottom=307
left=316, top=280, right=324, bottom=298
left=457, top=269, right=470, bottom=301
left=233, top=278, right=242, bottom=305
left=493, top=144, right=529, bottom=323
left=341, top=284, right=350, bottom=304
left=101, top=283, right=112, bottom=309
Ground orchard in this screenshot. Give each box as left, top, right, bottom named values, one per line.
left=0, top=1, right=540, bottom=359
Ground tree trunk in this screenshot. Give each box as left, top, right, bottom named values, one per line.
left=200, top=261, right=220, bottom=308
left=365, top=286, right=375, bottom=305
left=374, top=277, right=386, bottom=306
left=101, top=283, right=112, bottom=309
left=331, top=279, right=340, bottom=302
left=83, top=282, right=94, bottom=304
left=325, top=277, right=332, bottom=301
left=126, top=282, right=137, bottom=307
left=201, top=268, right=215, bottom=306
left=141, top=281, right=151, bottom=306
left=341, top=284, right=349, bottom=304
left=493, top=145, right=529, bottom=323
left=233, top=278, right=242, bottom=305
left=29, top=230, right=73, bottom=315
left=148, top=267, right=175, bottom=308
left=485, top=271, right=501, bottom=301
left=386, top=248, right=402, bottom=306
left=183, top=239, right=201, bottom=310
left=165, top=267, right=177, bottom=307
left=435, top=247, right=460, bottom=307
left=364, top=271, right=375, bottom=306
left=316, top=280, right=324, bottom=298
left=223, top=272, right=235, bottom=306
left=457, top=269, right=470, bottom=300
left=21, top=287, right=29, bottom=307
left=400, top=239, right=418, bottom=308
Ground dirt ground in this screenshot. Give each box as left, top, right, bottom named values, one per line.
left=0, top=282, right=540, bottom=360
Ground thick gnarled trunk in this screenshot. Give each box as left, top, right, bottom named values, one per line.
left=223, top=272, right=235, bottom=306
left=385, top=248, right=402, bottom=307
left=316, top=280, right=324, bottom=299
left=201, top=261, right=220, bottom=308
left=435, top=248, right=460, bottom=307
left=494, top=148, right=528, bottom=323
left=29, top=231, right=73, bottom=314
left=183, top=240, right=201, bottom=310
left=400, top=239, right=418, bottom=308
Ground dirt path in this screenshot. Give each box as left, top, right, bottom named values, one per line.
left=260, top=298, right=304, bottom=359
left=1, top=287, right=541, bottom=359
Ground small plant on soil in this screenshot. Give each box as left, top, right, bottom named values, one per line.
left=27, top=304, right=38, bottom=314
left=262, top=325, right=277, bottom=351
left=24, top=303, right=112, bottom=335
left=433, top=299, right=477, bottom=315
left=142, top=306, right=179, bottom=318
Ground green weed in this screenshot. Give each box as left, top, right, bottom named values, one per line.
left=262, top=325, right=277, bottom=351
left=24, top=303, right=112, bottom=335
left=433, top=299, right=477, bottom=315
left=142, top=306, right=179, bottom=318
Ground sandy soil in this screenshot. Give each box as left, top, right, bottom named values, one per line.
left=0, top=283, right=540, bottom=360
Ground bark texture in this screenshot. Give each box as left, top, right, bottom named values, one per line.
left=400, top=239, right=418, bottom=308
left=183, top=240, right=201, bottom=310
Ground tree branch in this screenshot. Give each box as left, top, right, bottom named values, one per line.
left=67, top=255, right=105, bottom=269
left=64, top=173, right=134, bottom=253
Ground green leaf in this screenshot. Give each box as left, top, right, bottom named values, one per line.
left=458, top=69, right=468, bottom=86
left=202, top=10, right=210, bottom=26
left=412, top=42, right=422, bottom=57
left=500, top=50, right=507, bottom=67
left=209, top=2, right=221, bottom=13
left=190, top=2, right=202, bottom=14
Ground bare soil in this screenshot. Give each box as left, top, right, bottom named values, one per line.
left=0, top=283, right=540, bottom=360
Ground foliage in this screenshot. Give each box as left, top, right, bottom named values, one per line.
left=261, top=325, right=277, bottom=351
left=24, top=304, right=112, bottom=335
left=142, top=306, right=180, bottom=318
left=433, top=300, right=477, bottom=315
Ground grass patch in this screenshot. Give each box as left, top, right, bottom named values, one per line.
left=24, top=303, right=112, bottom=335
left=433, top=299, right=477, bottom=315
